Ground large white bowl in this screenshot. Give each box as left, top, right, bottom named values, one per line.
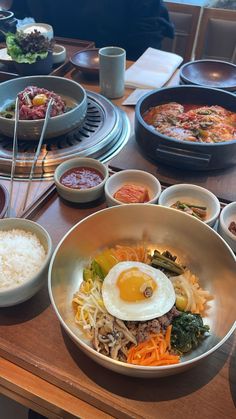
left=159, top=183, right=220, bottom=227
left=0, top=76, right=87, bottom=140
left=48, top=204, right=236, bottom=378
left=0, top=218, right=52, bottom=307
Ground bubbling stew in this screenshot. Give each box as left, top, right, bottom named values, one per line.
left=143, top=102, right=236, bottom=144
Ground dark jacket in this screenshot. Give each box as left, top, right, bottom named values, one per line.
left=12, top=0, right=174, bottom=60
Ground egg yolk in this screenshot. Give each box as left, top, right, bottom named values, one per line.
left=117, top=267, right=157, bottom=302
left=32, top=94, right=48, bottom=106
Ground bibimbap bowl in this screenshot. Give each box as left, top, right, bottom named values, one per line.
left=0, top=75, right=87, bottom=140
left=48, top=204, right=236, bottom=378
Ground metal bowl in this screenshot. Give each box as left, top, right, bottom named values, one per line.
left=180, top=60, right=236, bottom=92
left=135, top=85, right=236, bottom=171
left=0, top=75, right=87, bottom=140
left=48, top=204, right=236, bottom=378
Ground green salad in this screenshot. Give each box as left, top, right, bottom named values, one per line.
left=6, top=30, right=53, bottom=64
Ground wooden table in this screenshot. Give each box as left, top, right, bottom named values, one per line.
left=0, top=39, right=235, bottom=419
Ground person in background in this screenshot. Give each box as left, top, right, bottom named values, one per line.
left=8, top=0, right=174, bottom=60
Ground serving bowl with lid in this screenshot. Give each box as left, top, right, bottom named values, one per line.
left=135, top=85, right=236, bottom=171
left=0, top=218, right=52, bottom=307
left=48, top=204, right=236, bottom=377
left=0, top=75, right=87, bottom=140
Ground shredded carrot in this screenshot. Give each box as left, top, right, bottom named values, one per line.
left=113, top=245, right=150, bottom=264
left=127, top=326, right=180, bottom=366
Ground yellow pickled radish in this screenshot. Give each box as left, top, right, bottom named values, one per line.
left=175, top=294, right=187, bottom=311
left=32, top=94, right=48, bottom=106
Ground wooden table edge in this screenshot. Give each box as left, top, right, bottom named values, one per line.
left=0, top=357, right=113, bottom=419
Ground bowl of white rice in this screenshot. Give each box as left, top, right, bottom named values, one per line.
left=0, top=218, right=52, bottom=307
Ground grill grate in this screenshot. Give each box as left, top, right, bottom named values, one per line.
left=0, top=91, right=130, bottom=179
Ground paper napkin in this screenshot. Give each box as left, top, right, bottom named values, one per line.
left=125, top=47, right=183, bottom=89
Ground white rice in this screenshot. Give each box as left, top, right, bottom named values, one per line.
left=0, top=228, right=46, bottom=289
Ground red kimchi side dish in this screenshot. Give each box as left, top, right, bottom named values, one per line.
left=113, top=184, right=150, bottom=203
left=143, top=102, right=236, bottom=144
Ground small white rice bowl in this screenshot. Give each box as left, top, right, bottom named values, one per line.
left=0, top=218, right=52, bottom=307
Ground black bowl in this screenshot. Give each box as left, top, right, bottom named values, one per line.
left=13, top=52, right=53, bottom=76
left=180, top=60, right=236, bottom=92
left=135, top=85, right=236, bottom=171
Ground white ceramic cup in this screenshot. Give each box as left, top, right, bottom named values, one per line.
left=99, top=46, right=126, bottom=99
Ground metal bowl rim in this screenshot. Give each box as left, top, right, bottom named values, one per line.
left=48, top=204, right=236, bottom=373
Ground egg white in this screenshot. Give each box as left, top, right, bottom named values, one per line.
left=102, top=261, right=176, bottom=321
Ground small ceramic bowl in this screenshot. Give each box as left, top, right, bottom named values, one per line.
left=53, top=44, right=67, bottom=65
left=0, top=218, right=52, bottom=307
left=218, top=202, right=236, bottom=252
left=104, top=169, right=161, bottom=207
left=54, top=157, right=109, bottom=203
left=0, top=183, right=9, bottom=219
left=158, top=184, right=220, bottom=227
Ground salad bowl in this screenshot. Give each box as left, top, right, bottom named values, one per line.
left=48, top=204, right=236, bottom=378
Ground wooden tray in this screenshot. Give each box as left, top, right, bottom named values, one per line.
left=0, top=37, right=94, bottom=81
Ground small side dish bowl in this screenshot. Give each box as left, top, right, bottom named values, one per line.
left=52, top=44, right=67, bottom=65
left=218, top=202, right=236, bottom=252
left=70, top=48, right=99, bottom=77
left=105, top=169, right=162, bottom=207
left=0, top=183, right=9, bottom=219
left=0, top=218, right=52, bottom=307
left=54, top=157, right=109, bottom=203
left=158, top=184, right=220, bottom=227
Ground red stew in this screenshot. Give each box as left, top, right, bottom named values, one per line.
left=60, top=167, right=104, bottom=189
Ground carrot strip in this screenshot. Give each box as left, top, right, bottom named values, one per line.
left=127, top=330, right=180, bottom=367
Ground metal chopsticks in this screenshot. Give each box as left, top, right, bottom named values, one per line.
left=21, top=97, right=54, bottom=212
left=7, top=97, right=19, bottom=218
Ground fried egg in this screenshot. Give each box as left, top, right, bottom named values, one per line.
left=102, top=261, right=176, bottom=321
